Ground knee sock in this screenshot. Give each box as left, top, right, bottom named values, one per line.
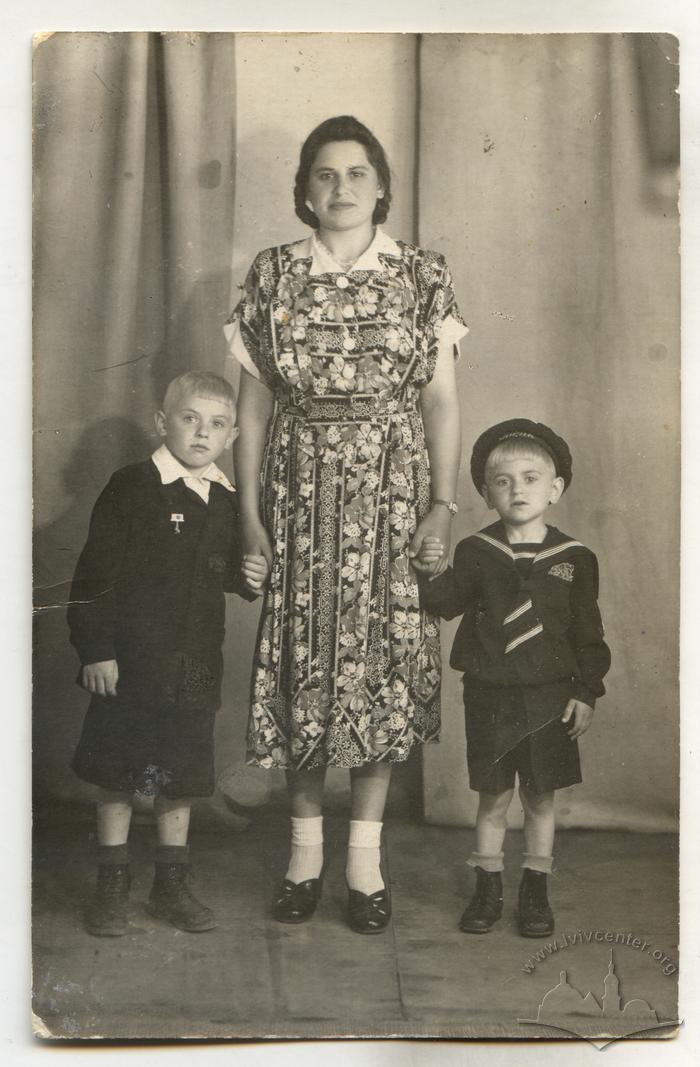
left=346, top=820, right=384, bottom=895
left=467, top=851, right=504, bottom=873
left=155, top=844, right=189, bottom=866
left=96, top=843, right=129, bottom=867
left=285, top=816, right=324, bottom=884
left=521, top=852, right=553, bottom=874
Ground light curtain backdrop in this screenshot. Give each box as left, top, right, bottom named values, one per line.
left=418, top=34, right=679, bottom=832
left=33, top=32, right=679, bottom=831
left=33, top=31, right=240, bottom=812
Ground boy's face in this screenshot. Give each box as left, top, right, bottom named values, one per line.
left=154, top=393, right=237, bottom=473
left=483, top=452, right=564, bottom=528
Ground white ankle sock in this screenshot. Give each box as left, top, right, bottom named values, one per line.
left=345, top=819, right=384, bottom=895
left=285, top=815, right=324, bottom=884
left=467, top=851, right=505, bottom=873
left=522, top=852, right=553, bottom=874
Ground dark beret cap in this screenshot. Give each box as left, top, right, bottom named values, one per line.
left=470, top=418, right=573, bottom=493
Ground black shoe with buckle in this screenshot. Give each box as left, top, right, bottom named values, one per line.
left=518, top=868, right=554, bottom=938
left=273, top=877, right=322, bottom=924
left=148, top=862, right=217, bottom=932
left=85, top=863, right=131, bottom=937
left=459, top=866, right=503, bottom=934
left=347, top=885, right=392, bottom=934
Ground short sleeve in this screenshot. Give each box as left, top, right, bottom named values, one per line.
left=224, top=252, right=272, bottom=383
left=413, top=253, right=468, bottom=385
left=440, top=312, right=469, bottom=357
left=223, top=319, right=260, bottom=379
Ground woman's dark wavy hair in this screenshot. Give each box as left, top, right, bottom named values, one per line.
left=294, top=115, right=392, bottom=229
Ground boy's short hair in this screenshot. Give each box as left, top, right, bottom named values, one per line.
left=162, top=372, right=236, bottom=415
left=484, top=438, right=556, bottom=480
left=471, top=419, right=573, bottom=492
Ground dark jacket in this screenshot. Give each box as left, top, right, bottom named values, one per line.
left=420, top=522, right=610, bottom=708
left=68, top=458, right=255, bottom=712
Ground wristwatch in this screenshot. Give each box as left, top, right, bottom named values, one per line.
left=432, top=498, right=459, bottom=516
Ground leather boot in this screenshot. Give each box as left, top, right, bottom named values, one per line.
left=459, top=867, right=503, bottom=934
left=148, top=859, right=217, bottom=932
left=85, top=849, right=131, bottom=937
left=518, top=868, right=554, bottom=937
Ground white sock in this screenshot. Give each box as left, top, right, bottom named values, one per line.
left=522, top=852, right=553, bottom=874
left=467, top=851, right=505, bottom=873
left=285, top=815, right=323, bottom=884
left=345, top=820, right=384, bottom=895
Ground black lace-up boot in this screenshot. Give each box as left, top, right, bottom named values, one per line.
left=459, top=867, right=503, bottom=934
left=148, top=845, right=217, bottom=932
left=84, top=844, right=131, bottom=937
left=518, top=868, right=555, bottom=937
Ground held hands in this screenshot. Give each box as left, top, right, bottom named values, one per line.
left=409, top=536, right=447, bottom=578
left=81, top=659, right=119, bottom=697
left=241, top=517, right=273, bottom=564
left=241, top=516, right=273, bottom=596
left=408, top=506, right=452, bottom=577
left=561, top=699, right=595, bottom=739
left=242, top=554, right=269, bottom=596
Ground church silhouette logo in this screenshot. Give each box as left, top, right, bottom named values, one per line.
left=519, top=950, right=665, bottom=1040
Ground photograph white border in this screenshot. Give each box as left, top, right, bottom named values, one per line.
left=7, top=1, right=699, bottom=1064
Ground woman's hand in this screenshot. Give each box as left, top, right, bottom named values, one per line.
left=234, top=368, right=275, bottom=587
left=408, top=507, right=452, bottom=576
left=241, top=516, right=273, bottom=571
left=417, top=335, right=461, bottom=577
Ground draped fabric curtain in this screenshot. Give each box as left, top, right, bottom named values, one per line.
left=418, top=34, right=680, bottom=831
left=33, top=32, right=237, bottom=521
left=33, top=33, right=679, bottom=831
left=33, top=32, right=237, bottom=803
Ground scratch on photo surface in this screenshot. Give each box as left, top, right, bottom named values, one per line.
left=92, top=68, right=115, bottom=94
left=33, top=589, right=113, bottom=614
left=93, top=352, right=152, bottom=372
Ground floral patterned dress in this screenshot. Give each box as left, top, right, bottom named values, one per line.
left=226, top=230, right=466, bottom=769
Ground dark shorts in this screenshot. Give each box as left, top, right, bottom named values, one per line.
left=463, top=683, right=582, bottom=795
left=72, top=687, right=217, bottom=798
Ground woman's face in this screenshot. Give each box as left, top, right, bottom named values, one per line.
left=306, top=140, right=384, bottom=234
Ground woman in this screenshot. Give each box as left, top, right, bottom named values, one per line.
left=225, top=116, right=466, bottom=933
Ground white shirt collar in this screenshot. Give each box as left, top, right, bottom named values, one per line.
left=151, top=444, right=234, bottom=494
left=290, top=227, right=401, bottom=276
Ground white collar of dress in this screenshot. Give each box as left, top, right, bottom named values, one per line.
left=290, top=228, right=402, bottom=276
left=151, top=444, right=234, bottom=492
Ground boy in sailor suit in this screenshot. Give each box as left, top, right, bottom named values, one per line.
left=413, top=419, right=610, bottom=938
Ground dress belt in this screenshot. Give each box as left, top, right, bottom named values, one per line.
left=275, top=392, right=418, bottom=421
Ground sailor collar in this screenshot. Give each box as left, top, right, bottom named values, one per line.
left=468, top=521, right=586, bottom=572
left=289, top=228, right=402, bottom=276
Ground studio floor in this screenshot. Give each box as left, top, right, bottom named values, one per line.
left=32, top=812, right=679, bottom=1042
